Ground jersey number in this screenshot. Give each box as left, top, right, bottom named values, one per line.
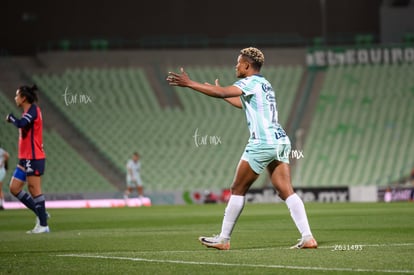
left=270, top=103, right=276, bottom=124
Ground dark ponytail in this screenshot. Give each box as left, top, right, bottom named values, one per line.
left=18, top=84, right=39, bottom=103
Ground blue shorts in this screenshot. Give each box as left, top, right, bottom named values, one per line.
left=18, top=159, right=46, bottom=176
left=241, top=143, right=291, bottom=174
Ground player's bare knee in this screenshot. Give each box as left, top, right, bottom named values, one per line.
left=9, top=183, right=21, bottom=196
left=10, top=167, right=26, bottom=195
left=230, top=183, right=247, bottom=196
left=278, top=188, right=294, bottom=200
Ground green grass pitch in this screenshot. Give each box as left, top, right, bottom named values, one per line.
left=0, top=202, right=413, bottom=274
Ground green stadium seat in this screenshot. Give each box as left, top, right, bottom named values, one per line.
left=296, top=63, right=414, bottom=187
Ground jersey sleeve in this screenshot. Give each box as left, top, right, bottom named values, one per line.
left=233, top=77, right=255, bottom=96
left=8, top=105, right=38, bottom=128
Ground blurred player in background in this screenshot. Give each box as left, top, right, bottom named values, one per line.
left=0, top=146, right=10, bottom=210
left=6, top=85, right=49, bottom=233
left=124, top=152, right=144, bottom=203
left=167, top=47, right=317, bottom=250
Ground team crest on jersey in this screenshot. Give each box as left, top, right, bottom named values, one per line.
left=262, top=83, right=272, bottom=93
left=262, top=83, right=275, bottom=103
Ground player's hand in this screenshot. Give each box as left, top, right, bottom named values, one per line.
left=214, top=79, right=221, bottom=87
left=166, top=67, right=191, bottom=87
left=5, top=114, right=12, bottom=122
left=204, top=79, right=221, bottom=87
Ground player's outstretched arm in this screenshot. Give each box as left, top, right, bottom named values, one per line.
left=167, top=67, right=242, bottom=99
left=206, top=79, right=242, bottom=109
left=223, top=97, right=242, bottom=109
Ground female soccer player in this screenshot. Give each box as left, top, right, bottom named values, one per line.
left=6, top=85, right=49, bottom=233
left=167, top=47, right=317, bottom=249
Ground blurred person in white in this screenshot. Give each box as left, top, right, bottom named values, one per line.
left=124, top=152, right=144, bottom=203
left=0, top=146, right=10, bottom=210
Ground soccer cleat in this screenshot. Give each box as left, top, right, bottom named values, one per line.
left=26, top=225, right=50, bottom=234
left=290, top=235, right=318, bottom=249
left=35, top=212, right=51, bottom=227
left=199, top=235, right=230, bottom=250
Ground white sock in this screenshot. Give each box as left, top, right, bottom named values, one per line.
left=219, top=195, right=245, bottom=239
left=285, top=193, right=312, bottom=237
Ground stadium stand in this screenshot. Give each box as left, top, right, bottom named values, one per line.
left=2, top=49, right=411, bottom=197
left=297, top=63, right=414, bottom=186
left=0, top=92, right=18, bottom=162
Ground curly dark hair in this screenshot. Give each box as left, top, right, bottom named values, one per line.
left=18, top=85, right=39, bottom=103
left=240, top=47, right=265, bottom=70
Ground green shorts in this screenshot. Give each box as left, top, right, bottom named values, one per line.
left=241, top=142, right=291, bottom=174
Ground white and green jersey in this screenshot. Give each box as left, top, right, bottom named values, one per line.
left=126, top=159, right=142, bottom=183
left=234, top=74, right=290, bottom=145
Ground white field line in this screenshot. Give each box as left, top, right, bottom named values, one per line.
left=55, top=242, right=414, bottom=274
left=112, top=242, right=414, bottom=253
left=246, top=242, right=414, bottom=251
